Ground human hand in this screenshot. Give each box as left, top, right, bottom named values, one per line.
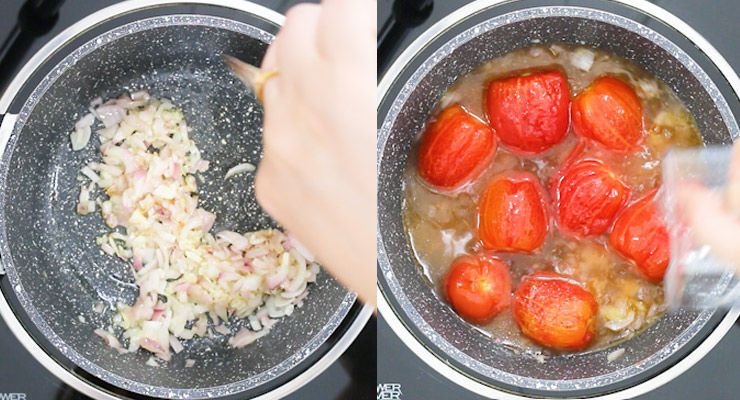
left=255, top=0, right=376, bottom=307
left=675, top=143, right=740, bottom=267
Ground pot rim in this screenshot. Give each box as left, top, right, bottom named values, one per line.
left=0, top=1, right=372, bottom=399
left=377, top=0, right=740, bottom=398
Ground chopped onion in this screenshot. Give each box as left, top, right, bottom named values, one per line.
left=80, top=166, right=100, bottom=182
left=132, top=256, right=142, bottom=271
left=77, top=91, right=315, bottom=362
left=571, top=47, right=595, bottom=72
left=94, top=328, right=127, bottom=354
left=194, top=318, right=207, bottom=337
left=95, top=105, right=126, bottom=128
left=188, top=159, right=210, bottom=174
left=198, top=209, right=216, bottom=233
left=184, top=359, right=196, bottom=368
left=140, top=337, right=167, bottom=355
left=217, top=231, right=249, bottom=251
left=131, top=89, right=150, bottom=102
left=214, top=324, right=232, bottom=335
left=230, top=327, right=270, bottom=348
left=224, top=162, right=256, bottom=179
left=288, top=235, right=315, bottom=263
left=75, top=113, right=95, bottom=130
left=70, top=126, right=92, bottom=151
left=607, top=348, right=625, bottom=363
left=104, top=145, right=138, bottom=173
left=266, top=270, right=288, bottom=290
left=100, top=242, right=115, bottom=255
left=76, top=186, right=96, bottom=215
left=604, top=310, right=635, bottom=331
left=248, top=315, right=262, bottom=331
left=96, top=125, right=118, bottom=140
left=169, top=335, right=184, bottom=354
left=245, top=248, right=269, bottom=259
left=549, top=44, right=565, bottom=55
left=294, top=289, right=309, bottom=307
left=116, top=97, right=147, bottom=110
left=173, top=281, right=190, bottom=292
left=638, top=79, right=660, bottom=99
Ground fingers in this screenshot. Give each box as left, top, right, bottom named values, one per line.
left=261, top=1, right=375, bottom=104
left=317, top=0, right=376, bottom=61
left=676, top=182, right=740, bottom=265
left=254, top=157, right=289, bottom=227
left=259, top=36, right=280, bottom=104
left=275, top=4, right=322, bottom=89
left=260, top=4, right=322, bottom=139
left=253, top=158, right=273, bottom=214
left=259, top=4, right=322, bottom=105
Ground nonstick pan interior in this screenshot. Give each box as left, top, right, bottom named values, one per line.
left=0, top=15, right=354, bottom=398
left=377, top=4, right=740, bottom=397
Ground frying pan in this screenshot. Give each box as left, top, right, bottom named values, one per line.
left=0, top=1, right=371, bottom=399
left=377, top=0, right=740, bottom=398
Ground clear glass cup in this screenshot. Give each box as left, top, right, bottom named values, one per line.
left=661, top=146, right=739, bottom=310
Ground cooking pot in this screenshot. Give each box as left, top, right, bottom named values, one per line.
left=377, top=0, right=740, bottom=398
left=0, top=1, right=372, bottom=399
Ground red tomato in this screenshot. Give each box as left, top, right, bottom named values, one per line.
left=417, top=105, right=497, bottom=192
left=553, top=157, right=630, bottom=238
left=609, top=188, right=670, bottom=282
left=512, top=271, right=598, bottom=350
left=477, top=172, right=549, bottom=252
left=486, top=70, right=571, bottom=156
left=572, top=76, right=644, bottom=153
left=444, top=254, right=512, bottom=323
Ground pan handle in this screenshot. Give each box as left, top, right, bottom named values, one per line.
left=0, top=112, right=16, bottom=276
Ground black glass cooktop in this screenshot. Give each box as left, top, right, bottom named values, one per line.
left=0, top=1, right=374, bottom=399
left=377, top=0, right=740, bottom=399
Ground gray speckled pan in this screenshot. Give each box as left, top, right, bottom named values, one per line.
left=378, top=2, right=740, bottom=399
left=0, top=12, right=355, bottom=400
